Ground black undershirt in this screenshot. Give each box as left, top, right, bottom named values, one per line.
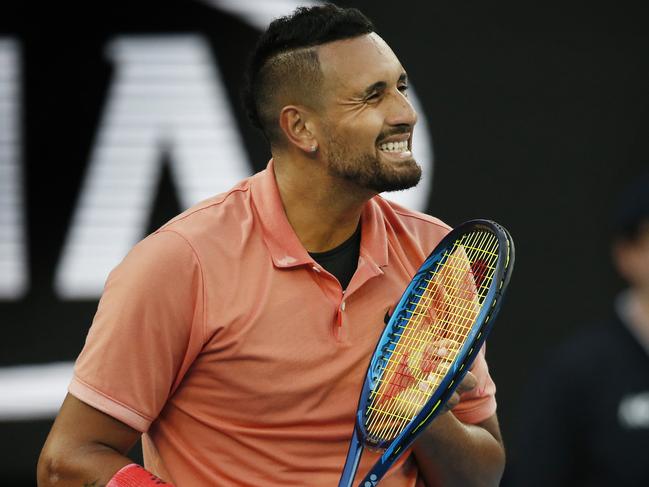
left=309, top=224, right=361, bottom=290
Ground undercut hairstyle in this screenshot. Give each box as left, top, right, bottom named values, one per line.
left=242, top=4, right=375, bottom=145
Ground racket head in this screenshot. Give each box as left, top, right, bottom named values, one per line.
left=355, top=219, right=514, bottom=451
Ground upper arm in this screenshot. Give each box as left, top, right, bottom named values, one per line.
left=39, top=231, right=203, bottom=485
left=46, top=393, right=141, bottom=454
left=72, top=230, right=204, bottom=431
left=38, top=393, right=141, bottom=486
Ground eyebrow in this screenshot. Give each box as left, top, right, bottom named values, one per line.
left=359, top=72, right=409, bottom=98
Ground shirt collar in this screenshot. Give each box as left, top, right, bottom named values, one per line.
left=359, top=193, right=389, bottom=270
left=250, top=159, right=389, bottom=271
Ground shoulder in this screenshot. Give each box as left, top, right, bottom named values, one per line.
left=371, top=196, right=451, bottom=249
left=117, top=177, right=255, bottom=276
left=158, top=178, right=252, bottom=237
left=136, top=178, right=257, bottom=262
left=112, top=230, right=201, bottom=290
left=375, top=196, right=450, bottom=231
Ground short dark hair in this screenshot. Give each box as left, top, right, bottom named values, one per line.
left=612, top=173, right=649, bottom=241
left=242, top=4, right=375, bottom=144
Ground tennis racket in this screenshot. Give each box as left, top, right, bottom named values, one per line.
left=338, top=219, right=515, bottom=487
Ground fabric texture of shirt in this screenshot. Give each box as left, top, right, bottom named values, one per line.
left=70, top=160, right=497, bottom=487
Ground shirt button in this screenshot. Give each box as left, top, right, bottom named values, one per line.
left=312, top=266, right=321, bottom=273
left=341, top=301, right=346, bottom=311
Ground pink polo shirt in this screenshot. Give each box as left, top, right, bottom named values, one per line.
left=70, top=160, right=496, bottom=486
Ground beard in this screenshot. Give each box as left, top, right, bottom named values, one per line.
left=321, top=129, right=422, bottom=194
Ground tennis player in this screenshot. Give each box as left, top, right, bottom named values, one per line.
left=38, top=5, right=505, bottom=486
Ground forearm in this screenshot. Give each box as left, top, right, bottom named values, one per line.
left=412, top=412, right=505, bottom=487
left=37, top=441, right=131, bottom=487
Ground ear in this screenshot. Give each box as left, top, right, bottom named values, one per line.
left=278, top=105, right=319, bottom=154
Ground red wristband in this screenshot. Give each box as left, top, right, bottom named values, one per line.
left=107, top=464, right=173, bottom=486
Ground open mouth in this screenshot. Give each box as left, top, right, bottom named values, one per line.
left=377, top=137, right=412, bottom=159
left=378, top=140, right=409, bottom=153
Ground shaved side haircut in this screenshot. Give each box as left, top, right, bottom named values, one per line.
left=242, top=4, right=375, bottom=145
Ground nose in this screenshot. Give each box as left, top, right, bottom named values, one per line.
left=387, top=89, right=418, bottom=128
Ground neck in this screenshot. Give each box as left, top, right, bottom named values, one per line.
left=272, top=152, right=374, bottom=253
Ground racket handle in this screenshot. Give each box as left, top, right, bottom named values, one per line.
left=356, top=457, right=391, bottom=487
left=338, top=428, right=364, bottom=487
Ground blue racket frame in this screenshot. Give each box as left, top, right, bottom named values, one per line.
left=338, top=219, right=515, bottom=487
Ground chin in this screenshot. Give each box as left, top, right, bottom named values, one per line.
left=370, top=160, right=422, bottom=193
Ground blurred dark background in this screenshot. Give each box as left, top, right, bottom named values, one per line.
left=1, top=0, right=647, bottom=484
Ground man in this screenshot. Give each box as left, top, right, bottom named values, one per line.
left=38, top=5, right=505, bottom=486
left=508, top=175, right=649, bottom=486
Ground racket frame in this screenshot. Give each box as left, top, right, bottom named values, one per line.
left=339, top=219, right=515, bottom=487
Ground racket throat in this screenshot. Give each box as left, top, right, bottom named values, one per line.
left=338, top=428, right=365, bottom=487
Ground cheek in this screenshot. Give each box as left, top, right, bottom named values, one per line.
left=337, top=110, right=385, bottom=147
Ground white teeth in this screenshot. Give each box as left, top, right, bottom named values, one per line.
left=379, top=140, right=409, bottom=152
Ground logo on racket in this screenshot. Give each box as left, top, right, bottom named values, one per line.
left=364, top=474, right=379, bottom=486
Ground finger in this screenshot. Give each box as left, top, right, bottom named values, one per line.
left=424, top=339, right=457, bottom=358
left=456, top=371, right=478, bottom=394
left=445, top=391, right=460, bottom=411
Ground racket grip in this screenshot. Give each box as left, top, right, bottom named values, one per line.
left=356, top=457, right=392, bottom=487
left=338, top=428, right=364, bottom=487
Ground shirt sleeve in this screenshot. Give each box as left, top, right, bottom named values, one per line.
left=69, top=230, right=205, bottom=432
left=450, top=344, right=497, bottom=424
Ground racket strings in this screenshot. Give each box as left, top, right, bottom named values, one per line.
left=365, top=250, right=491, bottom=438
left=364, top=230, right=500, bottom=441
left=366, top=262, right=478, bottom=436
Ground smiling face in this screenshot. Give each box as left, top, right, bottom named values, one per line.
left=314, top=33, right=421, bottom=193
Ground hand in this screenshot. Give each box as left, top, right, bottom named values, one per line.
left=445, top=370, right=478, bottom=411
left=415, top=339, right=478, bottom=411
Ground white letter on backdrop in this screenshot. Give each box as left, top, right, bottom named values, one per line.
left=55, top=35, right=251, bottom=298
